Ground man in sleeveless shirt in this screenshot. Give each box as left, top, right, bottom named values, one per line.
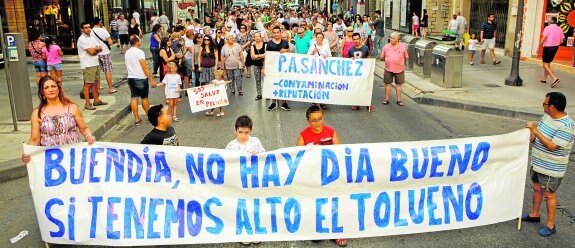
left=296, top=105, right=345, bottom=246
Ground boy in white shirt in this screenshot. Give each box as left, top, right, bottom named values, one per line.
left=225, top=115, right=265, bottom=155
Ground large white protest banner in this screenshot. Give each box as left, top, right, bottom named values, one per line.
left=263, top=52, right=375, bottom=106
left=186, top=84, right=229, bottom=113
left=25, top=129, right=530, bottom=246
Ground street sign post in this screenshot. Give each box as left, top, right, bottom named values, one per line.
left=0, top=14, right=18, bottom=131
left=4, top=33, right=33, bottom=122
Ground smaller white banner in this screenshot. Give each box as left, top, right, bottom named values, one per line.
left=263, top=52, right=375, bottom=106
left=186, top=84, right=229, bottom=113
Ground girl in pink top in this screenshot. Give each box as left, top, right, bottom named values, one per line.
left=41, top=37, right=64, bottom=84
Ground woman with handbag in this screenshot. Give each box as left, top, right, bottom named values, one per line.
left=28, top=32, right=47, bottom=85
left=235, top=24, right=253, bottom=77
left=221, top=34, right=245, bottom=95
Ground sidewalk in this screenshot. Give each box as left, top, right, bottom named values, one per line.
left=373, top=44, right=575, bottom=121
left=0, top=34, right=153, bottom=182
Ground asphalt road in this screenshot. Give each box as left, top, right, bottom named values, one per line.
left=1, top=75, right=574, bottom=248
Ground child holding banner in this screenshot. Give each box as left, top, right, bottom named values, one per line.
left=159, top=62, right=182, bottom=122
left=295, top=105, right=346, bottom=247
left=225, top=115, right=266, bottom=155
left=209, top=69, right=231, bottom=117
left=225, top=115, right=265, bottom=245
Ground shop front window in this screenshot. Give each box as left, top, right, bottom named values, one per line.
left=25, top=0, right=75, bottom=48
left=545, top=0, right=575, bottom=46
left=143, top=0, right=160, bottom=32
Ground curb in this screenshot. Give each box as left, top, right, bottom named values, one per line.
left=373, top=63, right=542, bottom=121
left=410, top=94, right=541, bottom=120
left=0, top=78, right=131, bottom=183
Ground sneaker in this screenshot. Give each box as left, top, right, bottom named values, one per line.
left=538, top=226, right=556, bottom=237
left=93, top=101, right=108, bottom=106
left=205, top=111, right=213, bottom=116
left=280, top=102, right=291, bottom=111
left=216, top=112, right=222, bottom=117
left=255, top=95, right=262, bottom=100
left=84, top=103, right=96, bottom=110
left=470, top=62, right=474, bottom=65
left=267, top=103, right=277, bottom=111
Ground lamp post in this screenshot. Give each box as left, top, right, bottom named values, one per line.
left=504, top=0, right=524, bottom=86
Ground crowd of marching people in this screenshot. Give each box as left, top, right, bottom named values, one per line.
left=137, top=3, right=395, bottom=116
left=27, top=3, right=396, bottom=119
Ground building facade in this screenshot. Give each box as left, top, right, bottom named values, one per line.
left=1, top=0, right=172, bottom=52
left=364, top=0, right=574, bottom=61
left=520, top=0, right=575, bottom=61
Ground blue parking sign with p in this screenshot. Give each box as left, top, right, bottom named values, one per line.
left=6, top=35, right=15, bottom=47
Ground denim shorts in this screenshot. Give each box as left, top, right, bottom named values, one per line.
left=33, top=60, right=48, bottom=72
left=111, top=30, right=119, bottom=40
left=47, top=63, right=63, bottom=71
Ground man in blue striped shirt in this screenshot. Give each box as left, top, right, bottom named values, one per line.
left=522, top=92, right=575, bottom=237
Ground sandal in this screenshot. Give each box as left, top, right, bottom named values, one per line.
left=135, top=119, right=143, bottom=126
left=493, top=60, right=501, bottom=65
left=551, top=79, right=560, bottom=88
left=172, top=116, right=180, bottom=122
left=480, top=60, right=486, bottom=64
left=396, top=101, right=404, bottom=106
left=109, top=88, right=118, bottom=94
left=382, top=100, right=389, bottom=105
left=539, top=80, right=547, bottom=84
